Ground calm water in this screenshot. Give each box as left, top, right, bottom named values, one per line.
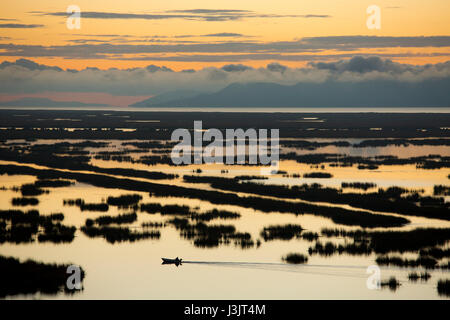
left=1, top=106, right=450, bottom=113
left=0, top=140, right=449, bottom=299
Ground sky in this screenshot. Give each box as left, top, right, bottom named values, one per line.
left=0, top=1, right=449, bottom=106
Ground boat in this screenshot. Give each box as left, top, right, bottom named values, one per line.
left=161, top=257, right=182, bottom=265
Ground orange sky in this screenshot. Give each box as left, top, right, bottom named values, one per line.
left=1, top=0, right=450, bottom=70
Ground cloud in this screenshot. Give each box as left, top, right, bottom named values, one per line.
left=34, top=9, right=331, bottom=22
left=301, top=36, right=450, bottom=48
left=0, top=23, right=44, bottom=28
left=145, top=65, right=173, bottom=72
left=119, top=52, right=450, bottom=62
left=175, top=33, right=249, bottom=38
left=204, top=33, right=247, bottom=37
left=0, top=58, right=62, bottom=71
left=221, top=64, right=253, bottom=72
left=167, top=9, right=251, bottom=14
left=1, top=57, right=449, bottom=97
left=267, top=62, right=287, bottom=73
left=309, top=56, right=408, bottom=73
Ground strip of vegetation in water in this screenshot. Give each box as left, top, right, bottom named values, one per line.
left=140, top=204, right=240, bottom=222
left=434, top=185, right=450, bottom=196
left=80, top=225, right=160, bottom=244
left=5, top=139, right=450, bottom=170
left=408, top=272, right=431, bottom=282
left=282, top=253, right=308, bottom=264
left=380, top=277, right=401, bottom=292
left=301, top=231, right=320, bottom=241
left=0, top=164, right=410, bottom=228
left=303, top=172, right=333, bottom=178
left=341, top=182, right=377, bottom=190
left=107, top=194, right=142, bottom=207
left=183, top=175, right=449, bottom=221
left=320, top=227, right=450, bottom=254
left=141, top=221, right=166, bottom=228
left=167, top=218, right=254, bottom=249
left=308, top=241, right=372, bottom=256
left=0, top=146, right=178, bottom=179
left=280, top=152, right=450, bottom=169
left=261, top=224, right=303, bottom=241
left=18, top=183, right=48, bottom=196
left=0, top=255, right=85, bottom=298
left=280, top=138, right=450, bottom=150
left=419, top=248, right=450, bottom=260
left=0, top=209, right=75, bottom=244
left=11, top=179, right=73, bottom=197
left=353, top=138, right=450, bottom=148
left=11, top=197, right=39, bottom=206
left=140, top=203, right=192, bottom=215
left=190, top=209, right=241, bottom=222
left=64, top=199, right=109, bottom=212
left=85, top=212, right=137, bottom=226
left=437, top=279, right=450, bottom=297
left=375, top=256, right=439, bottom=269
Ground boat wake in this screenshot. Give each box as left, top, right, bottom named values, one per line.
left=181, top=261, right=370, bottom=279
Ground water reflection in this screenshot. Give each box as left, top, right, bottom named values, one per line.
left=0, top=138, right=449, bottom=299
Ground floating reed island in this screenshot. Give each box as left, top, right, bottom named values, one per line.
left=0, top=255, right=85, bottom=298
left=64, top=198, right=109, bottom=212
left=380, top=277, right=401, bottom=291
left=140, top=203, right=240, bottom=222
left=107, top=194, right=142, bottom=207
left=11, top=197, right=39, bottom=206
left=320, top=228, right=450, bottom=253
left=341, top=182, right=377, bottom=191
left=167, top=217, right=254, bottom=249
left=376, top=256, right=438, bottom=269
left=437, top=279, right=450, bottom=297
left=260, top=224, right=303, bottom=241
left=280, top=152, right=449, bottom=170
left=282, top=253, right=308, bottom=264
left=303, top=172, right=333, bottom=178
left=85, top=212, right=137, bottom=226
left=408, top=272, right=431, bottom=282
left=0, top=209, right=75, bottom=244
left=81, top=225, right=160, bottom=244
left=301, top=231, right=320, bottom=241
left=308, top=241, right=372, bottom=256
left=11, top=179, right=74, bottom=197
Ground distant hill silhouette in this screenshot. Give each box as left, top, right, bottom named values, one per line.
left=132, top=78, right=450, bottom=108
left=0, top=97, right=110, bottom=108
left=131, top=90, right=202, bottom=107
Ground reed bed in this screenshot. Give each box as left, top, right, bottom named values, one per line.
left=282, top=253, right=308, bottom=264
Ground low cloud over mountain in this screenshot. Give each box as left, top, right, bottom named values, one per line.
left=1, top=56, right=450, bottom=107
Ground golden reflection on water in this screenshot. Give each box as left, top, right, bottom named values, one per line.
left=0, top=144, right=450, bottom=299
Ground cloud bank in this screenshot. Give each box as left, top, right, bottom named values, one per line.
left=1, top=56, right=450, bottom=97
left=35, top=9, right=330, bottom=22
left=1, top=36, right=449, bottom=61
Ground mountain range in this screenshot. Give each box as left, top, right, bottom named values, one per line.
left=131, top=79, right=450, bottom=108
left=0, top=98, right=110, bottom=108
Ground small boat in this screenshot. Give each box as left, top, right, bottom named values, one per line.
left=161, top=257, right=182, bottom=266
